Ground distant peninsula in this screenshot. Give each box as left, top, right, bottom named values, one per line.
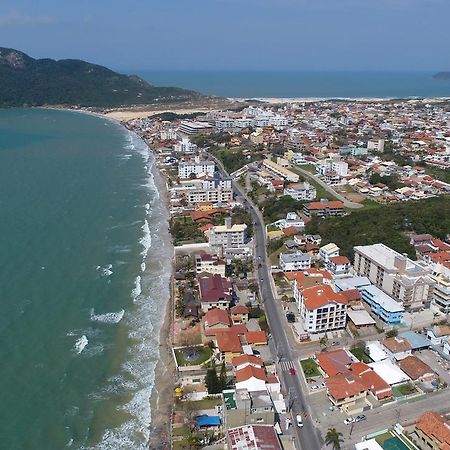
left=433, top=72, right=450, bottom=81
left=0, top=47, right=204, bottom=108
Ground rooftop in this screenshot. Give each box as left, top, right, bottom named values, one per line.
left=415, top=411, right=450, bottom=448
left=302, top=284, right=347, bottom=310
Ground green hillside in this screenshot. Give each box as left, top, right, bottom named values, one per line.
left=0, top=47, right=203, bottom=107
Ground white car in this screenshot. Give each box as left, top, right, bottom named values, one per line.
left=344, top=417, right=355, bottom=425
left=296, top=414, right=303, bottom=427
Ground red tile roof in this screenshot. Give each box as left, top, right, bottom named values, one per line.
left=302, top=284, right=347, bottom=310
left=326, top=373, right=366, bottom=401
left=235, top=365, right=267, bottom=383
left=316, top=349, right=353, bottom=377
left=399, top=355, right=434, bottom=380
left=203, top=308, right=230, bottom=328
left=230, top=305, right=249, bottom=315
left=329, top=256, right=350, bottom=265
left=341, top=289, right=361, bottom=303
left=204, top=324, right=247, bottom=337
left=227, top=425, right=282, bottom=450
left=232, top=354, right=263, bottom=367
left=244, top=331, right=268, bottom=345
left=415, top=411, right=450, bottom=449
left=199, top=274, right=231, bottom=303
left=216, top=331, right=242, bottom=353
left=306, top=200, right=345, bottom=210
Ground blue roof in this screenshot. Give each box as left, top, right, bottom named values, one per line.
left=398, top=331, right=430, bottom=350
left=195, top=415, right=221, bottom=427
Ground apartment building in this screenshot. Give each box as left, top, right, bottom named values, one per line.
left=303, top=199, right=345, bottom=218
left=178, top=160, right=215, bottom=179
left=296, top=284, right=348, bottom=334
left=279, top=251, right=311, bottom=272
left=412, top=411, right=450, bottom=450
left=354, top=243, right=435, bottom=310
left=178, top=120, right=213, bottom=135
left=262, top=159, right=299, bottom=183
left=283, top=181, right=317, bottom=201
left=195, top=253, right=226, bottom=276
left=429, top=264, right=450, bottom=313
left=209, top=218, right=248, bottom=257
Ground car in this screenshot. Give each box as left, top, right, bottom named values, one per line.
left=296, top=414, right=303, bottom=427
left=260, top=278, right=264, bottom=282
left=344, top=417, right=355, bottom=425
left=331, top=341, right=340, bottom=346
left=311, top=385, right=319, bottom=391
left=289, top=367, right=296, bottom=375
left=320, top=382, right=326, bottom=388
left=355, top=415, right=366, bottom=422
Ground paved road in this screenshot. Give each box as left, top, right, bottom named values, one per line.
left=208, top=152, right=323, bottom=450
left=293, top=166, right=363, bottom=209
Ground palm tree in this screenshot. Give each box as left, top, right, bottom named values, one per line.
left=325, top=428, right=343, bottom=450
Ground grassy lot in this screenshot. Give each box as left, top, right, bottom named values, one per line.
left=173, top=425, right=190, bottom=437
left=174, top=346, right=213, bottom=367
left=301, top=358, right=321, bottom=378
left=180, top=397, right=222, bottom=411
left=350, top=347, right=372, bottom=363
left=359, top=198, right=383, bottom=211
left=297, top=164, right=316, bottom=173
left=393, top=383, right=417, bottom=397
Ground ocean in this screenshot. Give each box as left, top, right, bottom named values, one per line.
left=135, top=70, right=450, bottom=99
left=0, top=108, right=172, bottom=449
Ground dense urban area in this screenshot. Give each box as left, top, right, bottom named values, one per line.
left=126, top=99, right=450, bottom=450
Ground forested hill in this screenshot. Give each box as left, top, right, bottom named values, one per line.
left=0, top=47, right=204, bottom=107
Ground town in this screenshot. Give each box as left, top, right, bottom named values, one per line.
left=126, top=99, right=450, bottom=450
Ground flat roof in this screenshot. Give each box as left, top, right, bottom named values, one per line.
left=335, top=276, right=371, bottom=291
left=398, top=331, right=430, bottom=350
left=347, top=309, right=376, bottom=326
left=366, top=341, right=389, bottom=362
left=355, top=439, right=384, bottom=450
left=368, top=360, right=410, bottom=385
left=213, top=224, right=247, bottom=233
left=361, top=285, right=405, bottom=313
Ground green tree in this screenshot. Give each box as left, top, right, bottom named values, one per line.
left=325, top=428, right=344, bottom=450
left=386, top=328, right=398, bottom=338
left=219, top=361, right=227, bottom=389
left=205, top=363, right=221, bottom=394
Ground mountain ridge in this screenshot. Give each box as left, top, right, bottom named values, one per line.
left=0, top=47, right=204, bottom=107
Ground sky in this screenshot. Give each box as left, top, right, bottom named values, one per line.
left=0, top=0, right=449, bottom=72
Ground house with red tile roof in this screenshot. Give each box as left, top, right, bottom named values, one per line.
left=244, top=331, right=268, bottom=346
left=235, top=365, right=268, bottom=392
left=316, top=349, right=354, bottom=377
left=198, top=274, right=232, bottom=312
left=232, top=354, right=264, bottom=371
left=216, top=331, right=243, bottom=362
left=303, top=199, right=345, bottom=218
left=327, top=255, right=351, bottom=277
left=325, top=373, right=368, bottom=413
left=230, top=305, right=249, bottom=324
left=413, top=411, right=450, bottom=450
left=398, top=355, right=435, bottom=382
left=203, top=308, right=230, bottom=329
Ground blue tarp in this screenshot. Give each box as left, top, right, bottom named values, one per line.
left=195, top=415, right=221, bottom=427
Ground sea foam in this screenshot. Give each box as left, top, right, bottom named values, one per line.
left=74, top=335, right=88, bottom=354
left=90, top=308, right=125, bottom=324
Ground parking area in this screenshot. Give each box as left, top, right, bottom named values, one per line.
left=416, top=349, right=450, bottom=384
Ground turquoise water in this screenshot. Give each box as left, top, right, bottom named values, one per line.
left=0, top=109, right=172, bottom=449
left=135, top=70, right=450, bottom=98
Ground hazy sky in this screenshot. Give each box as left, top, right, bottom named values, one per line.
left=0, top=0, right=449, bottom=71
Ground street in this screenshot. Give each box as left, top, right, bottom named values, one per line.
left=209, top=151, right=323, bottom=450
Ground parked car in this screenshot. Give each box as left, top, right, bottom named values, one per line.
left=311, top=385, right=320, bottom=391
left=296, top=414, right=303, bottom=427
left=355, top=415, right=366, bottom=422
left=344, top=417, right=355, bottom=425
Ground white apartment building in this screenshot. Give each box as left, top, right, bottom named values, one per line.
left=353, top=243, right=435, bottom=311
left=367, top=139, right=385, bottom=153
left=319, top=243, right=340, bottom=263
left=283, top=181, right=316, bottom=201
left=209, top=218, right=248, bottom=257
left=317, top=159, right=349, bottom=177
left=195, top=253, right=226, bottom=277
left=174, top=137, right=197, bottom=154
left=279, top=252, right=311, bottom=272
left=178, top=160, right=215, bottom=179
left=296, top=284, right=347, bottom=334
left=171, top=177, right=232, bottom=205
left=262, top=159, right=299, bottom=183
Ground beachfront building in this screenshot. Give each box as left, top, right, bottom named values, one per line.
left=262, top=159, right=299, bottom=183
left=283, top=181, right=316, bottom=201
left=208, top=217, right=249, bottom=259
left=354, top=243, right=435, bottom=311
left=195, top=253, right=226, bottom=276
left=303, top=199, right=345, bottom=218
left=198, top=274, right=232, bottom=312
left=279, top=251, right=311, bottom=272
left=178, top=160, right=216, bottom=179
left=296, top=284, right=347, bottom=334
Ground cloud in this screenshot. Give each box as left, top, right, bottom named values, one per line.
left=0, top=10, right=56, bottom=27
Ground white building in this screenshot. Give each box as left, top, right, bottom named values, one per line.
left=354, top=243, right=435, bottom=311
left=178, top=160, right=215, bottom=179
left=327, top=256, right=351, bottom=277
left=174, top=137, right=197, bottom=154
left=209, top=218, right=248, bottom=257
left=279, top=252, right=311, bottom=272
left=296, top=284, right=348, bottom=334
left=283, top=181, right=316, bottom=201
left=319, top=243, right=340, bottom=263
left=367, top=139, right=385, bottom=153
left=195, top=253, right=226, bottom=276
left=272, top=212, right=305, bottom=230
left=262, top=159, right=299, bottom=182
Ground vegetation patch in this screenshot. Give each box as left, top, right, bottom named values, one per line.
left=301, top=358, right=321, bottom=378
left=174, top=346, right=212, bottom=367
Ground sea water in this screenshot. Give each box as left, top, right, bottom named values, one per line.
left=0, top=108, right=172, bottom=449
